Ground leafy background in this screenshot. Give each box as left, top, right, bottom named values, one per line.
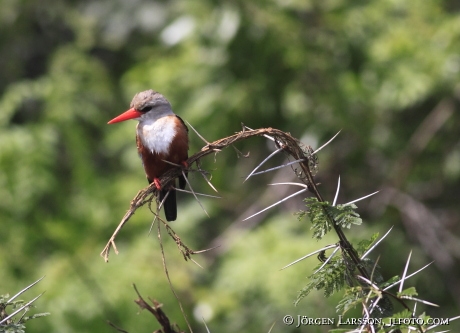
left=1, top=0, right=459, bottom=332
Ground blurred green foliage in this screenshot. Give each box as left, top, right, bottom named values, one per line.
left=1, top=0, right=459, bottom=332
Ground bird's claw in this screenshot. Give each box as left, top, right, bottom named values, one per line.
left=153, top=178, right=162, bottom=190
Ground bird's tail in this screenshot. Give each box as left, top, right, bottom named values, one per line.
left=160, top=188, right=177, bottom=222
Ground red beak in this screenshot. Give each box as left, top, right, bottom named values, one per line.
left=107, top=108, right=143, bottom=124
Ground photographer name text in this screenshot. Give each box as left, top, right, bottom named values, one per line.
left=282, top=315, right=450, bottom=328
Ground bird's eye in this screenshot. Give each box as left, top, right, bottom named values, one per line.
left=140, top=106, right=153, bottom=112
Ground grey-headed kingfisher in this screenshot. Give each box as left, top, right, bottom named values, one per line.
left=108, top=90, right=189, bottom=221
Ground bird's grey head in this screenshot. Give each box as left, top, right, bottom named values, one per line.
left=130, top=90, right=173, bottom=120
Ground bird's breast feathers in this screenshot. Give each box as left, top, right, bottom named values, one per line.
left=137, top=116, right=178, bottom=155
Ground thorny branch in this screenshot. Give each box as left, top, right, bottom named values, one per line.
left=101, top=126, right=373, bottom=280
left=133, top=284, right=184, bottom=333
left=101, top=125, right=427, bottom=332
left=107, top=284, right=185, bottom=333
left=102, top=127, right=307, bottom=261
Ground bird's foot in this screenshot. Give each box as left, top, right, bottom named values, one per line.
left=181, top=161, right=188, bottom=168
left=153, top=178, right=162, bottom=190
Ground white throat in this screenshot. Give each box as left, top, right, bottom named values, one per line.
left=137, top=111, right=176, bottom=155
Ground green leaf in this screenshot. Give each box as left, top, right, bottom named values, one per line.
left=302, top=197, right=333, bottom=240
left=397, top=286, right=418, bottom=297
left=356, top=233, right=380, bottom=256
left=336, top=287, right=364, bottom=315
left=330, top=204, right=363, bottom=229
left=295, top=256, right=347, bottom=305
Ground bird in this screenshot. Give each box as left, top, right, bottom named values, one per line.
left=108, top=90, right=189, bottom=221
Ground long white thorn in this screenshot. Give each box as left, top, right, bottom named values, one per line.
left=185, top=120, right=210, bottom=144
left=161, top=159, right=182, bottom=167
left=333, top=175, right=341, bottom=206
left=182, top=170, right=209, bottom=217
left=356, top=275, right=380, bottom=290
left=199, top=171, right=219, bottom=193
left=280, top=244, right=338, bottom=270
left=312, top=130, right=341, bottom=154
left=361, top=226, right=394, bottom=259
left=426, top=315, right=460, bottom=331
left=313, top=246, right=340, bottom=274
left=398, top=250, right=412, bottom=293
left=148, top=215, right=159, bottom=236
left=190, top=258, right=204, bottom=269
left=361, top=304, right=376, bottom=333
left=7, top=276, right=45, bottom=303
left=175, top=188, right=221, bottom=199
left=148, top=192, right=168, bottom=235
left=399, top=296, right=439, bottom=307
left=344, top=190, right=380, bottom=206
left=251, top=159, right=305, bottom=177
left=244, top=147, right=283, bottom=182
left=192, top=244, right=221, bottom=254
left=267, top=321, right=276, bottom=333
left=202, top=317, right=211, bottom=333
left=367, top=294, right=383, bottom=315
left=268, top=182, right=309, bottom=189
left=0, top=293, right=45, bottom=325
left=242, top=188, right=308, bottom=221
left=384, top=261, right=434, bottom=291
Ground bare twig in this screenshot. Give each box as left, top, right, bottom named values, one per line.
left=133, top=284, right=184, bottom=333
left=155, top=220, right=193, bottom=333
